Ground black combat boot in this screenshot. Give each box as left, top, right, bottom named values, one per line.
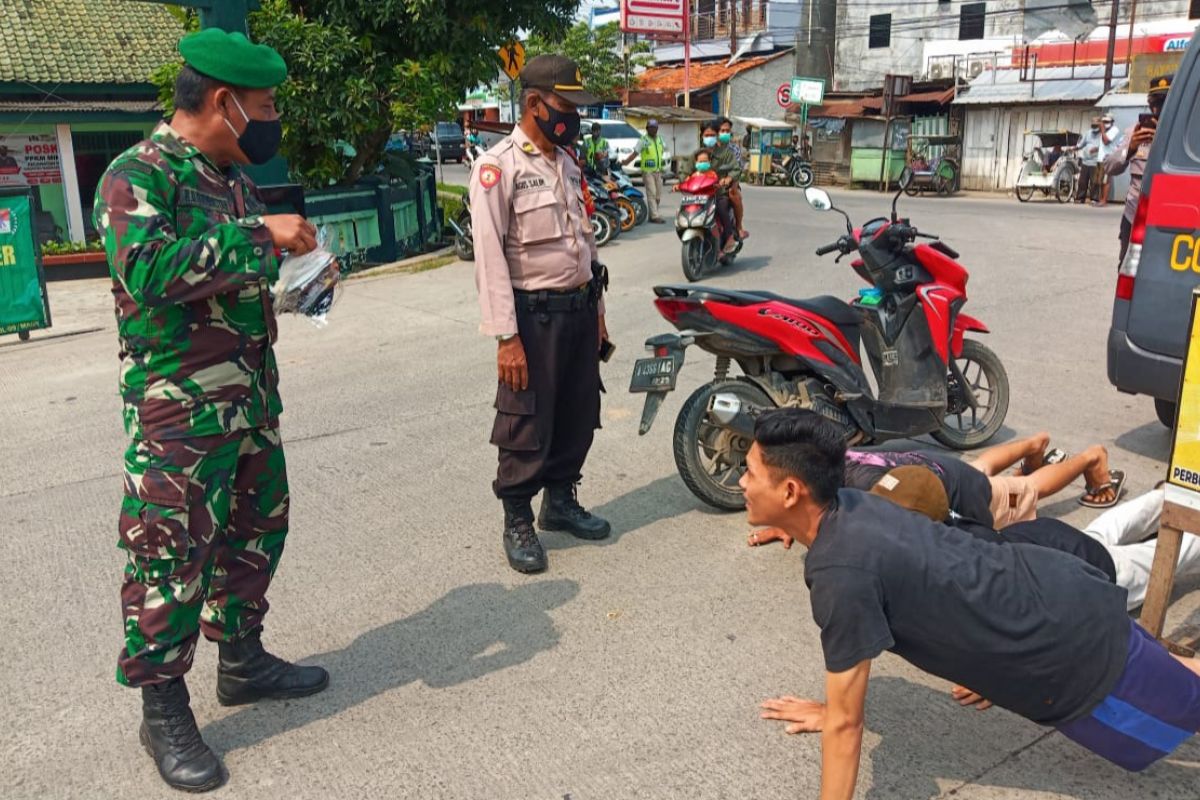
left=538, top=483, right=611, bottom=540
left=140, top=677, right=224, bottom=793
left=216, top=627, right=329, bottom=707
left=503, top=498, right=547, bottom=573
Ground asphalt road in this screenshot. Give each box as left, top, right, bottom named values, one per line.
left=3, top=184, right=1199, bottom=800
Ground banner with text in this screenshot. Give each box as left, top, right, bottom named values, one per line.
left=0, top=134, right=63, bottom=187
left=0, top=190, right=50, bottom=335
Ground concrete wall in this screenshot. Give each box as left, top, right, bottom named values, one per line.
left=959, top=103, right=1096, bottom=191
left=793, top=0, right=839, bottom=86
left=728, top=56, right=797, bottom=121
left=834, top=0, right=1026, bottom=92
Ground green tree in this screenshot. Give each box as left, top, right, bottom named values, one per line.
left=153, top=0, right=575, bottom=187
left=525, top=22, right=652, bottom=103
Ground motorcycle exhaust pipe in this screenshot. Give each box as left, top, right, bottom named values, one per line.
left=707, top=393, right=758, bottom=439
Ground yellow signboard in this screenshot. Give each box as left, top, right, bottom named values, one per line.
left=1168, top=289, right=1200, bottom=491
left=498, top=41, right=526, bottom=81
left=1130, top=53, right=1184, bottom=95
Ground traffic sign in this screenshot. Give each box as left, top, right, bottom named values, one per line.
left=776, top=84, right=791, bottom=108
left=790, top=77, right=825, bottom=106
left=621, top=0, right=686, bottom=35
left=498, top=41, right=526, bottom=81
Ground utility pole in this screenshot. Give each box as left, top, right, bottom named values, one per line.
left=1103, top=0, right=1121, bottom=92
left=729, top=0, right=738, bottom=55
left=1125, top=0, right=1140, bottom=72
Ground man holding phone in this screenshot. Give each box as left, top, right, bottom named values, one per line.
left=1105, top=74, right=1172, bottom=264
left=470, top=55, right=614, bottom=574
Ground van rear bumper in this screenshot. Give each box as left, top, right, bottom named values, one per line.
left=1107, top=327, right=1182, bottom=400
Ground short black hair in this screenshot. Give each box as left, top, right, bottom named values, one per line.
left=703, top=119, right=720, bottom=134
left=753, top=408, right=847, bottom=505
left=717, top=116, right=733, bottom=129
left=694, top=147, right=712, bottom=161
left=173, top=65, right=227, bottom=114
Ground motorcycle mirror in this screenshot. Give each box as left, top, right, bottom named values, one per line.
left=892, top=166, right=914, bottom=221
left=805, top=187, right=833, bottom=211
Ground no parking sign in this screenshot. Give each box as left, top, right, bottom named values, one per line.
left=776, top=84, right=791, bottom=108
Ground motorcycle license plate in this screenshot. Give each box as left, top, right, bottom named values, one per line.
left=681, top=195, right=709, bottom=205
left=629, top=356, right=679, bottom=393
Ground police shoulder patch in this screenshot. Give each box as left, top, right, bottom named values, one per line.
left=480, top=164, right=501, bottom=189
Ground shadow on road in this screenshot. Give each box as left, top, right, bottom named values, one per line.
left=542, top=474, right=722, bottom=551
left=860, top=676, right=1197, bottom=799
left=1115, top=420, right=1172, bottom=462
left=202, top=580, right=578, bottom=753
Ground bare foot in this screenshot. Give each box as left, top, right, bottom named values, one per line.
left=761, top=696, right=825, bottom=733
left=950, top=684, right=993, bottom=710
left=748, top=527, right=793, bottom=549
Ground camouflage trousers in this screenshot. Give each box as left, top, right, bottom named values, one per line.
left=116, top=427, right=289, bottom=687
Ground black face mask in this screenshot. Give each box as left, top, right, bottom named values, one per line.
left=534, top=98, right=581, bottom=147
left=224, top=93, right=282, bottom=165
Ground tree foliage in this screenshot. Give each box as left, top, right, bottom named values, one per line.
left=153, top=0, right=576, bottom=187
left=525, top=22, right=652, bottom=104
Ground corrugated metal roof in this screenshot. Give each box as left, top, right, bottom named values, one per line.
left=953, top=64, right=1129, bottom=106
left=0, top=99, right=161, bottom=114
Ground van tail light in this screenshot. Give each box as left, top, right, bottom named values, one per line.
left=1116, top=191, right=1151, bottom=301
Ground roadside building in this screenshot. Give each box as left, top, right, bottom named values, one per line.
left=0, top=0, right=176, bottom=245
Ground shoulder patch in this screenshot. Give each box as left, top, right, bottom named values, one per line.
left=520, top=142, right=537, bottom=154
left=479, top=164, right=502, bottom=189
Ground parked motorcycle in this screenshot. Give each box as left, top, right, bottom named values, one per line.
left=610, top=163, right=649, bottom=226
left=630, top=167, right=1009, bottom=510
left=585, top=172, right=623, bottom=245
left=675, top=171, right=742, bottom=282
left=447, top=192, right=473, bottom=261
left=783, top=153, right=815, bottom=188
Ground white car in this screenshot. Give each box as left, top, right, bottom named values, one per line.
left=582, top=119, right=670, bottom=178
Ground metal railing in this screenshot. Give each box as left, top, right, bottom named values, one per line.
left=690, top=0, right=771, bottom=41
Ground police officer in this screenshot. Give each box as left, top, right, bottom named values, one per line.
left=1105, top=73, right=1171, bottom=265
left=93, top=29, right=327, bottom=792
left=622, top=119, right=667, bottom=223
left=470, top=55, right=612, bottom=573
left=585, top=120, right=610, bottom=174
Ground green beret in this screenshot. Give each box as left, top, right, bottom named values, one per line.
left=178, top=29, right=287, bottom=89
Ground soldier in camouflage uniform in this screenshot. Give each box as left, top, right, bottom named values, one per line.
left=94, top=29, right=328, bottom=793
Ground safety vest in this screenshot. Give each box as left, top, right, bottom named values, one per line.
left=586, top=136, right=609, bottom=162
left=638, top=135, right=665, bottom=172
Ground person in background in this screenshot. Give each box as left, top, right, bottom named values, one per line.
left=623, top=119, right=667, bottom=223
left=716, top=117, right=749, bottom=240
left=1074, top=117, right=1105, bottom=203
left=1092, top=114, right=1120, bottom=206
left=584, top=121, right=610, bottom=174
left=1105, top=74, right=1172, bottom=266
left=675, top=145, right=737, bottom=252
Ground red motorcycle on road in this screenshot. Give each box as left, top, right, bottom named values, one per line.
left=675, top=171, right=741, bottom=281
left=629, top=168, right=1009, bottom=510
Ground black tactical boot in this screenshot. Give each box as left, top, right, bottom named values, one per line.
left=140, top=677, right=224, bottom=793
left=503, top=499, right=547, bottom=573
left=538, top=483, right=611, bottom=540
left=216, top=627, right=329, bottom=707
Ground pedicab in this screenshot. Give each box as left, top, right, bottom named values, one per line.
left=903, top=133, right=961, bottom=196
left=1014, top=130, right=1080, bottom=203
left=739, top=117, right=812, bottom=188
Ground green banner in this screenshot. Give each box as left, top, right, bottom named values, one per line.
left=0, top=191, right=50, bottom=336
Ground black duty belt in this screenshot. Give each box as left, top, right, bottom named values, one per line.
left=514, top=284, right=593, bottom=313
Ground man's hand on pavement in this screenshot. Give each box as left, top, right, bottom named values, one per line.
left=498, top=336, right=529, bottom=392
left=748, top=527, right=794, bottom=549
left=761, top=696, right=826, bottom=734
left=263, top=214, right=318, bottom=255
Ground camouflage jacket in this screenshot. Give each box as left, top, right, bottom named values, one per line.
left=94, top=122, right=281, bottom=441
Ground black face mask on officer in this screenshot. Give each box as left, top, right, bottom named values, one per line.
left=222, top=91, right=283, bottom=165
left=532, top=93, right=581, bottom=148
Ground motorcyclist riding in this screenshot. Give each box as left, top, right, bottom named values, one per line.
left=702, top=120, right=741, bottom=255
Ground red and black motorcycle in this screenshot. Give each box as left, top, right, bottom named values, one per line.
left=629, top=168, right=1009, bottom=510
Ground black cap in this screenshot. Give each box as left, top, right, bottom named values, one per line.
left=520, top=54, right=599, bottom=106
left=1149, top=73, right=1173, bottom=96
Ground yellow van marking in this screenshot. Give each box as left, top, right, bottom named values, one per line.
left=1170, top=234, right=1200, bottom=272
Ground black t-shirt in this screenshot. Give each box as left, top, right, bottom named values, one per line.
left=805, top=490, right=1130, bottom=725
left=844, top=449, right=994, bottom=525
left=955, top=517, right=1118, bottom=584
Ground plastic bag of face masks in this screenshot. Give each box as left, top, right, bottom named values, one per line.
left=271, top=226, right=343, bottom=328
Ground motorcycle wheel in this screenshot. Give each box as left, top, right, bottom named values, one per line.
left=592, top=213, right=613, bottom=247
left=681, top=237, right=707, bottom=281
left=453, top=211, right=473, bottom=261
left=606, top=210, right=623, bottom=239
left=791, top=164, right=815, bottom=189
left=615, top=196, right=637, bottom=232
left=1015, top=185, right=1035, bottom=203
left=673, top=379, right=774, bottom=511
left=932, top=339, right=1010, bottom=450
left=631, top=197, right=649, bottom=226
